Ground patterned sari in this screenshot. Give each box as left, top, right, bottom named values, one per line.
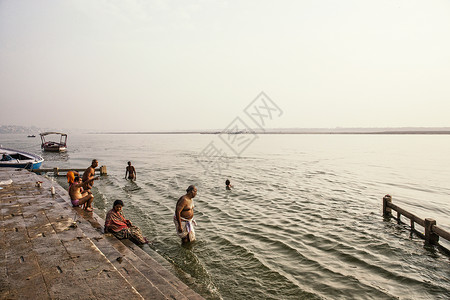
left=105, top=209, right=147, bottom=245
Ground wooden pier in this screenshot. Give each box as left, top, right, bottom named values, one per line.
left=383, top=194, right=450, bottom=252
left=0, top=169, right=204, bottom=299
left=29, top=166, right=108, bottom=176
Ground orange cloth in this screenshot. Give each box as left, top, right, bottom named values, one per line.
left=67, top=171, right=75, bottom=184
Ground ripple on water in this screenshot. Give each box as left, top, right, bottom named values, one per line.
left=25, top=134, right=450, bottom=300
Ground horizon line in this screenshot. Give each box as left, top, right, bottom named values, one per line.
left=94, top=127, right=450, bottom=135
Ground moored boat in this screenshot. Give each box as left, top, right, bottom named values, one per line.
left=40, top=132, right=67, bottom=152
left=0, top=147, right=44, bottom=169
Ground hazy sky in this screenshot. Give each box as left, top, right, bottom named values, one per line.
left=1, top=0, right=449, bottom=131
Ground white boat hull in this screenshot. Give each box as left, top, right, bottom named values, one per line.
left=0, top=147, right=44, bottom=169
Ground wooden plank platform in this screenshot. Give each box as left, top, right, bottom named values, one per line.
left=29, top=166, right=107, bottom=176
left=0, top=168, right=204, bottom=300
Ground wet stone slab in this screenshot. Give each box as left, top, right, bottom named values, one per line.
left=0, top=169, right=144, bottom=300
left=1, top=169, right=205, bottom=300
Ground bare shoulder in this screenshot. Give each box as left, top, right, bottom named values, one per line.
left=176, top=195, right=187, bottom=207
left=83, top=167, right=95, bottom=178
left=69, top=183, right=79, bottom=193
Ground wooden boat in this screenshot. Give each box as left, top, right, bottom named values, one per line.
left=40, top=132, right=67, bottom=152
left=0, top=147, right=44, bottom=169
left=27, top=135, right=36, bottom=138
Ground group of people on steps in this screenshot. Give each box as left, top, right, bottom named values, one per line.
left=66, top=159, right=233, bottom=246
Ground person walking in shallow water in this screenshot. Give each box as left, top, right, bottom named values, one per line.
left=174, top=185, right=197, bottom=243
left=125, top=161, right=136, bottom=181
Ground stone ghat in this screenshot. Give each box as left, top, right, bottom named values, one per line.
left=0, top=169, right=204, bottom=300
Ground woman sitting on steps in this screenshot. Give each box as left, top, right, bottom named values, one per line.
left=104, top=200, right=149, bottom=245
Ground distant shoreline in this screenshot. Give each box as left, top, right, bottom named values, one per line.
left=2, top=125, right=449, bottom=135
left=97, top=130, right=450, bottom=135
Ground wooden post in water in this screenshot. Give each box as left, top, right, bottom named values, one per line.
left=100, top=165, right=107, bottom=175
left=424, top=218, right=439, bottom=245
left=382, top=194, right=392, bottom=217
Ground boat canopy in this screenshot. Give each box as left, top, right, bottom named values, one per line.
left=40, top=132, right=68, bottom=151
left=40, top=132, right=68, bottom=137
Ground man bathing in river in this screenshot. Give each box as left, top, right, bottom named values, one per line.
left=125, top=161, right=136, bottom=181
left=225, top=179, right=232, bottom=190
left=83, top=159, right=98, bottom=190
left=69, top=176, right=99, bottom=211
left=174, top=185, right=197, bottom=243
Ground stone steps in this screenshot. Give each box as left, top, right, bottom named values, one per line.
left=120, top=239, right=204, bottom=300
left=51, top=171, right=204, bottom=299
left=1, top=169, right=204, bottom=299
left=0, top=169, right=143, bottom=299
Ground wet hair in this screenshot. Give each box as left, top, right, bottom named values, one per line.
left=92, top=159, right=98, bottom=164
left=186, top=185, right=196, bottom=193
left=113, top=200, right=124, bottom=207
left=74, top=176, right=81, bottom=181
left=225, top=179, right=230, bottom=186
left=128, top=161, right=131, bottom=165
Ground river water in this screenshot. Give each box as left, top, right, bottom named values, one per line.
left=2, top=133, right=450, bottom=299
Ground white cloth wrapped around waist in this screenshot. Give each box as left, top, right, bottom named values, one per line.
left=173, top=215, right=197, bottom=240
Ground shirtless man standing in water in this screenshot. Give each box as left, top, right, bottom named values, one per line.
left=83, top=159, right=98, bottom=190
left=125, top=161, right=136, bottom=181
left=174, top=185, right=197, bottom=243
